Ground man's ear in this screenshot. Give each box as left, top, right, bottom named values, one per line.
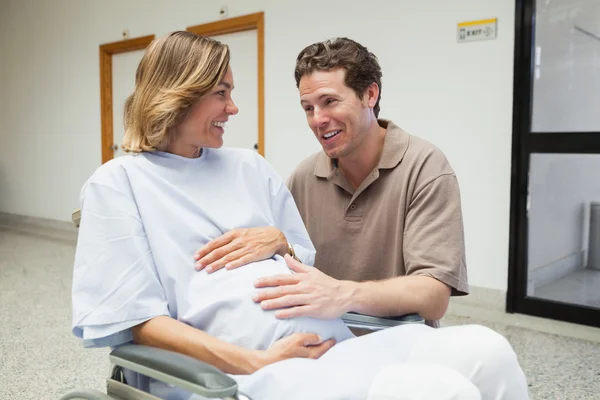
left=365, top=82, right=380, bottom=108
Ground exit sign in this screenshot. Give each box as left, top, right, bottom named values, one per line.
left=457, top=18, right=497, bottom=43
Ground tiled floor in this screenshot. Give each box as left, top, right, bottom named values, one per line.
left=535, top=269, right=600, bottom=308
left=441, top=314, right=600, bottom=399
left=1, top=226, right=599, bottom=399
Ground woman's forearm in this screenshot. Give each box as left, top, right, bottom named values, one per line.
left=131, top=316, right=264, bottom=375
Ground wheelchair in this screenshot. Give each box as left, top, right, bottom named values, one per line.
left=63, top=210, right=424, bottom=399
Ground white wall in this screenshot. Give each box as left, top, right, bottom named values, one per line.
left=0, top=0, right=516, bottom=291
left=0, top=0, right=268, bottom=221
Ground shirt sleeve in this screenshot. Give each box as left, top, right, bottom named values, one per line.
left=254, top=154, right=316, bottom=266
left=403, top=173, right=469, bottom=296
left=71, top=165, right=170, bottom=348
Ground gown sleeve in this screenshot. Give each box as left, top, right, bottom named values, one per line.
left=255, top=153, right=317, bottom=266
left=71, top=163, right=170, bottom=348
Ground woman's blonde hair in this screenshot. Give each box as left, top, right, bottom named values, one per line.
left=122, top=31, right=230, bottom=153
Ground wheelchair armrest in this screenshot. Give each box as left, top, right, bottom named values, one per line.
left=342, top=312, right=424, bottom=331
left=109, top=344, right=240, bottom=399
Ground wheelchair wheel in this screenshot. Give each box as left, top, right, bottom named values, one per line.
left=110, top=365, right=126, bottom=384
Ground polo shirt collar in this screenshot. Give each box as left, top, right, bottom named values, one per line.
left=313, top=119, right=409, bottom=179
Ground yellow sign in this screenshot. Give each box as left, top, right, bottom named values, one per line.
left=457, top=18, right=498, bottom=43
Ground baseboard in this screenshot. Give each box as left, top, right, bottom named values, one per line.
left=444, top=284, right=600, bottom=343
left=449, top=285, right=506, bottom=312
left=0, top=212, right=78, bottom=242
left=527, top=251, right=585, bottom=295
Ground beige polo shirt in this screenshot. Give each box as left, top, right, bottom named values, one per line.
left=287, top=120, right=469, bottom=326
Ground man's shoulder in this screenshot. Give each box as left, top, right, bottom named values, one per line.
left=397, top=130, right=447, bottom=164
left=389, top=126, right=454, bottom=177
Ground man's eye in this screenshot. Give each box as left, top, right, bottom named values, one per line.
left=304, top=106, right=313, bottom=112
left=325, top=99, right=336, bottom=105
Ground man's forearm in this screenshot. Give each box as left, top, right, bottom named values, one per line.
left=344, top=275, right=451, bottom=321
left=132, top=316, right=263, bottom=375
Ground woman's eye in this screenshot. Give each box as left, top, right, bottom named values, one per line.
left=325, top=99, right=336, bottom=105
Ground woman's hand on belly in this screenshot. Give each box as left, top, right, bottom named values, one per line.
left=194, top=227, right=287, bottom=273
left=253, top=333, right=336, bottom=371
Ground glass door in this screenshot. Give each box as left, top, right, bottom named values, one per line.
left=508, top=0, right=600, bottom=327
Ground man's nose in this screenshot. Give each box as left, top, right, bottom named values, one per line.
left=313, top=108, right=330, bottom=127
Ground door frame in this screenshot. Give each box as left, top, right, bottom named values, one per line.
left=99, top=35, right=155, bottom=164
left=187, top=12, right=265, bottom=156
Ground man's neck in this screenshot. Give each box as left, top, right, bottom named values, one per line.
left=337, top=121, right=386, bottom=190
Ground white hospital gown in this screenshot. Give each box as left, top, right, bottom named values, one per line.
left=71, top=148, right=355, bottom=398
left=71, top=148, right=523, bottom=400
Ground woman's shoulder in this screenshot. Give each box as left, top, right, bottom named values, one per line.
left=80, top=154, right=151, bottom=197
left=88, top=154, right=140, bottom=180
left=209, top=147, right=283, bottom=185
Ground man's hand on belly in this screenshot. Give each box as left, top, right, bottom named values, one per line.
left=194, top=227, right=287, bottom=273
left=252, top=254, right=355, bottom=319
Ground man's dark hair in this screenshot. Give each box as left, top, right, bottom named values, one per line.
left=294, top=37, right=383, bottom=117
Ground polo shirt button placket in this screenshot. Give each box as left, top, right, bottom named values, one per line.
left=346, top=202, right=361, bottom=221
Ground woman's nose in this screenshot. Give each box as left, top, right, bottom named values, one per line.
left=227, top=99, right=239, bottom=115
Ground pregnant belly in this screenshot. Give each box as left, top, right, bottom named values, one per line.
left=180, top=256, right=354, bottom=350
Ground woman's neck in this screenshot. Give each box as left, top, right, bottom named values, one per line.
left=165, top=141, right=203, bottom=158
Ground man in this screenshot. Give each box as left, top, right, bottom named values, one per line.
left=194, top=37, right=529, bottom=399
left=283, top=37, right=468, bottom=327
left=196, top=37, right=466, bottom=327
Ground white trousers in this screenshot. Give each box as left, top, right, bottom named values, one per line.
left=237, top=324, right=529, bottom=400
left=146, top=324, right=529, bottom=400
